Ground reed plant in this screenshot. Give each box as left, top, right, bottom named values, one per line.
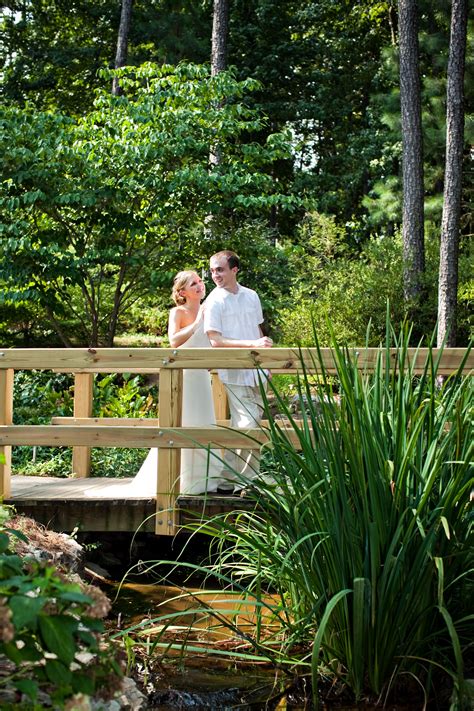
left=121, top=325, right=473, bottom=707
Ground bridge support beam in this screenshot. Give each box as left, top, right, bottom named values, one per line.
left=0, top=368, right=14, bottom=499
left=72, top=374, right=94, bottom=478
left=156, top=368, right=182, bottom=536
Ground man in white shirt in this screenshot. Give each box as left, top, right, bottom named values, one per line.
left=204, top=250, right=273, bottom=494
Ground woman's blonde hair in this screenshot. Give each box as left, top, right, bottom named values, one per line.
left=172, top=270, right=198, bottom=306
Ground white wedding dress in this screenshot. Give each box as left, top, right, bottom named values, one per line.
left=133, top=321, right=222, bottom=495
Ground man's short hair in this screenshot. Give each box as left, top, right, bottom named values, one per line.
left=211, top=250, right=240, bottom=270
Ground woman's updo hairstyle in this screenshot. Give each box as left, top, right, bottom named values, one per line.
left=172, top=270, right=197, bottom=306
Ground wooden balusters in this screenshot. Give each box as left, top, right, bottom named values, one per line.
left=72, top=374, right=94, bottom=477
left=211, top=372, right=229, bottom=421
left=0, top=368, right=14, bottom=498
left=155, top=369, right=183, bottom=536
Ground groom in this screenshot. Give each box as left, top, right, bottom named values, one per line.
left=203, top=250, right=272, bottom=494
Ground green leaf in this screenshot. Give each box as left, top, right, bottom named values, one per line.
left=72, top=672, right=95, bottom=695
left=59, top=590, right=93, bottom=604
left=1, top=640, right=23, bottom=664
left=76, top=630, right=99, bottom=650
left=38, top=614, right=77, bottom=664
left=45, top=658, right=72, bottom=685
left=15, top=638, right=43, bottom=662
left=5, top=528, right=29, bottom=544
left=81, top=617, right=105, bottom=632
left=0, top=532, right=10, bottom=553
left=15, top=678, right=39, bottom=701
left=10, top=594, right=45, bottom=628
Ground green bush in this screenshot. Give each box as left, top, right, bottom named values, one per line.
left=12, top=372, right=158, bottom=478
left=278, top=212, right=473, bottom=346
left=93, top=373, right=158, bottom=419
left=210, top=328, right=473, bottom=706
left=12, top=372, right=74, bottom=475
left=118, top=300, right=171, bottom=341
left=0, top=506, right=122, bottom=707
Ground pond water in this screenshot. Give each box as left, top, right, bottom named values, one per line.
left=82, top=534, right=433, bottom=710
left=98, top=574, right=311, bottom=710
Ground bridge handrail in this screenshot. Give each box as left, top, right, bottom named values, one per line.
left=0, top=346, right=472, bottom=373
left=1, top=346, right=472, bottom=535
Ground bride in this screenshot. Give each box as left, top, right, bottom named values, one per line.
left=134, top=270, right=221, bottom=495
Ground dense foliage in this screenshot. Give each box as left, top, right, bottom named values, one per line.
left=12, top=371, right=157, bottom=477
left=0, top=0, right=472, bottom=347
left=279, top=213, right=473, bottom=346
left=0, top=506, right=121, bottom=706
left=0, top=62, right=298, bottom=346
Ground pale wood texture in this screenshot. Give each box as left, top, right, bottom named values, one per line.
left=52, top=417, right=161, bottom=426
left=0, top=368, right=14, bottom=498
left=51, top=417, right=236, bottom=427
left=156, top=369, right=182, bottom=536
left=5, top=476, right=156, bottom=532
left=0, top=425, right=301, bottom=448
left=211, top=373, right=229, bottom=420
left=0, top=347, right=471, bottom=374
left=72, top=373, right=94, bottom=478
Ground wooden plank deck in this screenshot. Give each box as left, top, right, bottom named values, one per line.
left=4, top=476, right=254, bottom=534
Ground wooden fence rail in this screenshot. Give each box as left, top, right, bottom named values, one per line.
left=0, top=346, right=472, bottom=373
left=0, top=346, right=472, bottom=535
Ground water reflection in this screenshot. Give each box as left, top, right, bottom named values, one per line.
left=106, top=578, right=305, bottom=709
left=110, top=580, right=281, bottom=654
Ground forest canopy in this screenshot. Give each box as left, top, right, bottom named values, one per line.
left=0, top=0, right=472, bottom=346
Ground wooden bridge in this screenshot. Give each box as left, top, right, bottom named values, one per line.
left=0, top=346, right=471, bottom=536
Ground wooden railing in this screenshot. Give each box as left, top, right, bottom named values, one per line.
left=0, top=346, right=472, bottom=535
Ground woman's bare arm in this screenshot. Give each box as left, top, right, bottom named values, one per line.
left=168, top=306, right=203, bottom=347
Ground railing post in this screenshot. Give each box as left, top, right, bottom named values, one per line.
left=156, top=368, right=182, bottom=536
left=0, top=368, right=14, bottom=499
left=211, top=372, right=229, bottom=421
left=72, top=373, right=93, bottom=478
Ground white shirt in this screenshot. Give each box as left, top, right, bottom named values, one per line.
left=204, top=284, right=264, bottom=386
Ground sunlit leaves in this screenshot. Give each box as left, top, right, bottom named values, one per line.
left=0, top=63, right=296, bottom=345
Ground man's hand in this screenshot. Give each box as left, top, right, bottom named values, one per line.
left=207, top=330, right=273, bottom=348
left=254, top=336, right=273, bottom=348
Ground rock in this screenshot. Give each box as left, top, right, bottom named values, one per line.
left=6, top=515, right=85, bottom=573
left=91, top=677, right=147, bottom=711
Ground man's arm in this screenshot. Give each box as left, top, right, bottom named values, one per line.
left=207, top=330, right=272, bottom=348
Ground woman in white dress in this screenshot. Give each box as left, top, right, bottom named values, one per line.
left=134, top=270, right=221, bottom=494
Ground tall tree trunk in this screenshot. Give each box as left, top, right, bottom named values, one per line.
left=112, top=0, right=133, bottom=96
left=398, top=0, right=425, bottom=306
left=209, top=0, right=229, bottom=168
left=205, top=0, right=229, bottom=236
left=437, top=0, right=468, bottom=347
left=211, top=0, right=229, bottom=77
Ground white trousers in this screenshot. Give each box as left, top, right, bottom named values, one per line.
left=219, top=383, right=264, bottom=488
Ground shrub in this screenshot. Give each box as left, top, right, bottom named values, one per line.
left=210, top=327, right=473, bottom=706
left=12, top=371, right=158, bottom=478
left=0, top=506, right=122, bottom=707
left=278, top=212, right=473, bottom=346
